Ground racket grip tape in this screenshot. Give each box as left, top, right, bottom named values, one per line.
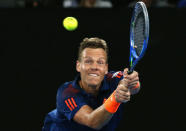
left=127, top=70, right=133, bottom=75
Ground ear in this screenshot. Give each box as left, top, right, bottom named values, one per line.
left=76, top=60, right=81, bottom=72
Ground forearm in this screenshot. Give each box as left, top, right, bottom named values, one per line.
left=73, top=93, right=119, bottom=130
left=87, top=105, right=113, bottom=130
left=74, top=104, right=113, bottom=130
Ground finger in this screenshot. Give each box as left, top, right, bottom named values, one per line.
left=123, top=78, right=139, bottom=87
left=115, top=93, right=130, bottom=103
left=127, top=71, right=139, bottom=80
left=115, top=88, right=131, bottom=97
left=129, top=82, right=140, bottom=90
left=117, top=96, right=130, bottom=103
left=123, top=68, right=129, bottom=77
left=129, top=80, right=139, bottom=86
left=124, top=69, right=137, bottom=80
left=128, top=71, right=138, bottom=79
left=115, top=92, right=130, bottom=99
left=129, top=77, right=139, bottom=84
left=129, top=84, right=138, bottom=89
left=117, top=84, right=129, bottom=92
left=126, top=90, right=131, bottom=97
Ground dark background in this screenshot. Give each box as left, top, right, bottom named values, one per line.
left=1, top=8, right=186, bottom=131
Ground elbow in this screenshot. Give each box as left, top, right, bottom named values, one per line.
left=88, top=123, right=102, bottom=130
left=86, top=119, right=103, bottom=130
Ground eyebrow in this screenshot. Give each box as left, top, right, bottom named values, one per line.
left=83, top=57, right=106, bottom=60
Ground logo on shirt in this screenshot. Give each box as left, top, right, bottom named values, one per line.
left=65, top=97, right=78, bottom=111
left=112, top=71, right=123, bottom=79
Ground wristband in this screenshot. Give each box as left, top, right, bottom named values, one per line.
left=104, top=91, right=121, bottom=114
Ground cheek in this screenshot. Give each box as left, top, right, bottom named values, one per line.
left=80, top=64, right=89, bottom=73
left=100, top=67, right=107, bottom=75
left=81, top=64, right=86, bottom=70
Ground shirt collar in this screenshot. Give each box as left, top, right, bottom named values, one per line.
left=72, top=73, right=81, bottom=90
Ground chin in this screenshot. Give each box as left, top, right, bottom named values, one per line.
left=87, top=81, right=100, bottom=88
left=87, top=84, right=97, bottom=89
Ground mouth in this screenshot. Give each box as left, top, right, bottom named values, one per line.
left=88, top=73, right=99, bottom=77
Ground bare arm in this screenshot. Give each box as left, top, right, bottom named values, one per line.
left=73, top=68, right=140, bottom=130
left=73, top=104, right=113, bottom=130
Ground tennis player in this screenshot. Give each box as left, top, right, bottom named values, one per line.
left=42, top=37, right=140, bottom=131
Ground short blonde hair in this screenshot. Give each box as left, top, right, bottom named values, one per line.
left=78, top=37, right=108, bottom=63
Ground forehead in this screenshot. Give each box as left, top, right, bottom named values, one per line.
left=81, top=48, right=107, bottom=59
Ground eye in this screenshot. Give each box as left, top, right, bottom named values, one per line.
left=84, top=59, right=93, bottom=64
left=97, top=60, right=105, bottom=65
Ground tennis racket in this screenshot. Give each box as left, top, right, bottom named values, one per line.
left=128, top=1, right=149, bottom=74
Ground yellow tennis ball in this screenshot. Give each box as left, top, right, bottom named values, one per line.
left=63, top=17, right=78, bottom=31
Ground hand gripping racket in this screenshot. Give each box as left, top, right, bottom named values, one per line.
left=128, top=1, right=149, bottom=74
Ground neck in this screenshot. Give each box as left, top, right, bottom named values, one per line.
left=79, top=80, right=99, bottom=96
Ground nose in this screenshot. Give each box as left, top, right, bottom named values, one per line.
left=90, top=62, right=98, bottom=70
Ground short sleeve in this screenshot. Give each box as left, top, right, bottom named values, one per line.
left=111, top=71, right=124, bottom=82
left=56, top=83, right=87, bottom=120
left=105, top=71, right=124, bottom=91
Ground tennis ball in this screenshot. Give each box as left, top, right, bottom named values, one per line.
left=63, top=17, right=78, bottom=31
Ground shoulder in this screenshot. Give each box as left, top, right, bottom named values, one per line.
left=57, top=81, right=80, bottom=99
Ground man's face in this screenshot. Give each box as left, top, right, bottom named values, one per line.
left=76, top=48, right=108, bottom=88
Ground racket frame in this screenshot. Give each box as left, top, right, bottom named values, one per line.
left=129, top=1, right=149, bottom=73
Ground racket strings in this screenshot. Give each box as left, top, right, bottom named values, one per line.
left=134, top=13, right=145, bottom=56
left=129, top=1, right=149, bottom=72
